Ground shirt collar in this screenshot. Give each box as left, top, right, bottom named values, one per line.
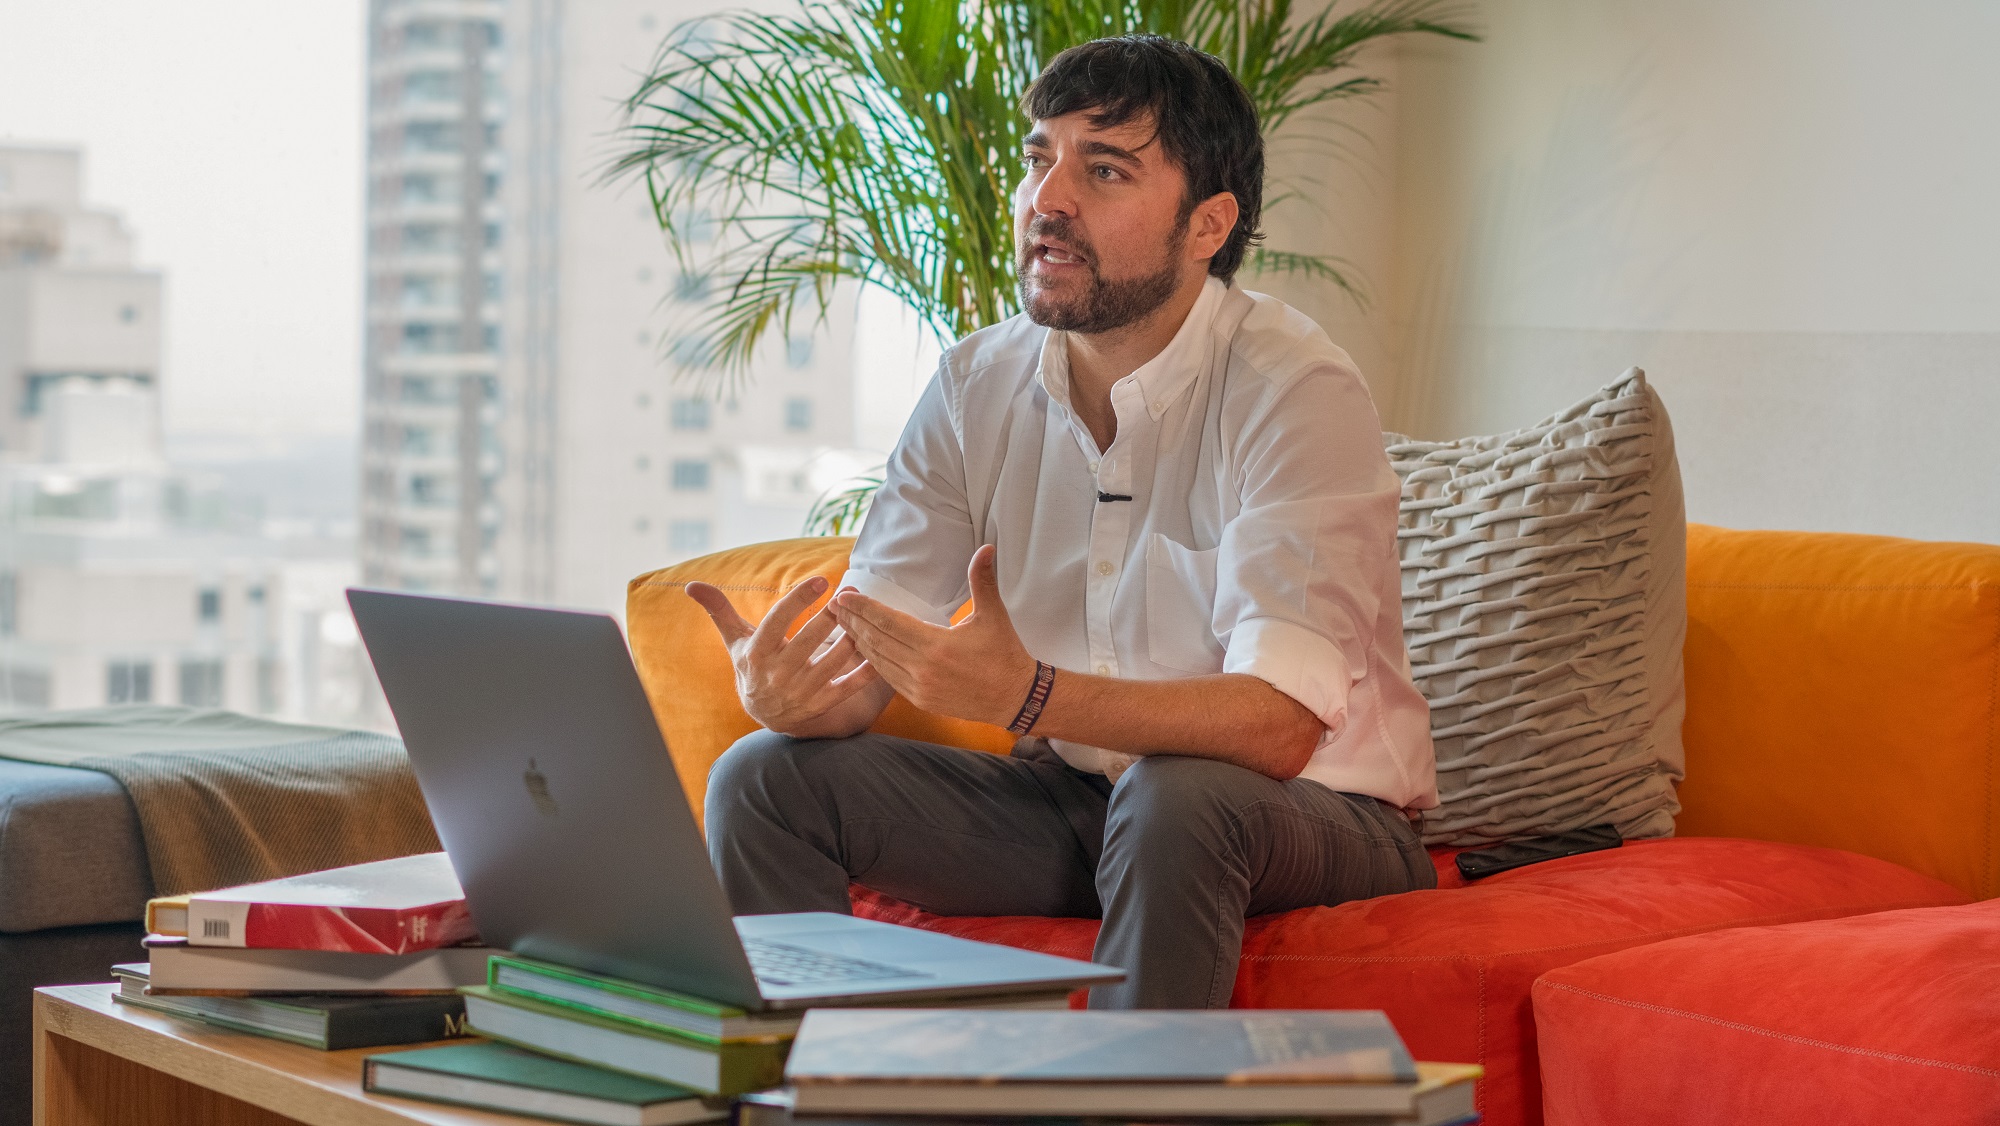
left=1036, top=275, right=1229, bottom=422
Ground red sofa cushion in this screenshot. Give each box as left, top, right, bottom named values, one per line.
left=1533, top=898, right=2000, bottom=1125
left=853, top=837, right=1967, bottom=1126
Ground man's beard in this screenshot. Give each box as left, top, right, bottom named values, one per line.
left=1017, top=213, right=1188, bottom=334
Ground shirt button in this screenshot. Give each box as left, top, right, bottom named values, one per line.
left=1095, top=560, right=1114, bottom=576
left=1089, top=461, right=1100, bottom=473
left=1095, top=664, right=1109, bottom=675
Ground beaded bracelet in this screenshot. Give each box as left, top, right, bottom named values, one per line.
left=1006, top=661, right=1058, bottom=736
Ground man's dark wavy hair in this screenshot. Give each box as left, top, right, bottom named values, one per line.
left=1021, top=35, right=1264, bottom=281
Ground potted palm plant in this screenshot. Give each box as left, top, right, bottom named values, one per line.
left=613, top=0, right=1473, bottom=532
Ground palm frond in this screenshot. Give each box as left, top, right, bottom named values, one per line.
left=614, top=0, right=1475, bottom=379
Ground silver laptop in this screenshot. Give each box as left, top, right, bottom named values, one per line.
left=347, top=588, right=1121, bottom=1010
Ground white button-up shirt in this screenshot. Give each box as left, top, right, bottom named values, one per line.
left=841, top=277, right=1438, bottom=810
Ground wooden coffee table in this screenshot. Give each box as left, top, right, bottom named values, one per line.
left=33, top=983, right=534, bottom=1125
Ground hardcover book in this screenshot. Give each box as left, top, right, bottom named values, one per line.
left=785, top=1010, right=1437, bottom=1118
left=488, top=955, right=1073, bottom=1046
left=461, top=985, right=790, bottom=1096
left=152, top=852, right=475, bottom=954
left=364, top=1041, right=729, bottom=1126
left=143, top=936, right=495, bottom=995
left=110, top=964, right=468, bottom=1050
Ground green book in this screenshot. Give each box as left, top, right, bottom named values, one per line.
left=488, top=955, right=790, bottom=1045
left=487, top=954, right=1075, bottom=1046
left=460, top=986, right=790, bottom=1096
left=364, top=1041, right=728, bottom=1126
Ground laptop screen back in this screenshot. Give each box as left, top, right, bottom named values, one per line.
left=347, top=588, right=764, bottom=1008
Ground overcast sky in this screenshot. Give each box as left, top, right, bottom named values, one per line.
left=0, top=1, right=366, bottom=440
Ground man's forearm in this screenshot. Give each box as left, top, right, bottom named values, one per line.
left=1029, top=671, right=1323, bottom=779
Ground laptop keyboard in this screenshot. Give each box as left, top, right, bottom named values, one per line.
left=743, top=937, right=927, bottom=987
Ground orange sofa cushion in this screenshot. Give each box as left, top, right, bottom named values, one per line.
left=627, top=538, right=1013, bottom=828
left=1677, top=525, right=2000, bottom=898
left=1533, top=898, right=2000, bottom=1125
left=853, top=839, right=1966, bottom=1126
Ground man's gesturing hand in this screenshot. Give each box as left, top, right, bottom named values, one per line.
left=687, top=576, right=880, bottom=736
left=830, top=544, right=1038, bottom=728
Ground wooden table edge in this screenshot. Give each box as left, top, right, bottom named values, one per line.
left=34, top=983, right=529, bottom=1126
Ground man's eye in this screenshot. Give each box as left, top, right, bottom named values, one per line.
left=1092, top=165, right=1119, bottom=181
left=1021, top=154, right=1044, bottom=169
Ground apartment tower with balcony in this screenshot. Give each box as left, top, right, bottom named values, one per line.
left=361, top=1, right=505, bottom=595
left=365, top=0, right=861, bottom=615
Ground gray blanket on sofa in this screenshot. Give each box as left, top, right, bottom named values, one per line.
left=0, top=705, right=441, bottom=897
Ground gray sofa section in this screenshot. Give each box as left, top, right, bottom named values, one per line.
left=0, top=759, right=154, bottom=1125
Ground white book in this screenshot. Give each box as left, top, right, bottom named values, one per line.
left=142, top=936, right=495, bottom=994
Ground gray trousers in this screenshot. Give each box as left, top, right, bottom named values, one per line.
left=705, top=732, right=1436, bottom=1009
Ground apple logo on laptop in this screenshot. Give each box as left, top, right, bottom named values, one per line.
left=523, top=758, right=559, bottom=818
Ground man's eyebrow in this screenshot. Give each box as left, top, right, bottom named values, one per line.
left=1079, top=137, right=1150, bottom=165
left=1019, top=131, right=1155, bottom=165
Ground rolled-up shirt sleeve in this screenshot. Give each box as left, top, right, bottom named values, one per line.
left=1215, top=365, right=1402, bottom=741
left=839, top=367, right=976, bottom=627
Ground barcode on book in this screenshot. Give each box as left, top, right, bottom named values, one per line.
left=202, top=918, right=230, bottom=939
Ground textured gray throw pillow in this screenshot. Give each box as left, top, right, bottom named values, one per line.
left=1386, top=368, right=1687, bottom=846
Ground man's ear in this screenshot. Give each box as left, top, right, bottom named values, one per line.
left=1187, top=191, right=1239, bottom=265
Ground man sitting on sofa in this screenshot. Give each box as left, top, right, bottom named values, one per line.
left=689, top=34, right=1437, bottom=1009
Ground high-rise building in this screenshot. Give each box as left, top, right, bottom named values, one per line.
left=363, top=0, right=859, bottom=615
left=360, top=2, right=506, bottom=596
left=0, top=145, right=360, bottom=719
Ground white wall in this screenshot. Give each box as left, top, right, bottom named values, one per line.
left=1342, top=0, right=2000, bottom=543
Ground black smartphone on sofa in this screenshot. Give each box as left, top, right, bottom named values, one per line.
left=1456, top=824, right=1622, bottom=880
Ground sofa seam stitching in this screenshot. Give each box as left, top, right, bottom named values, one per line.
left=1475, top=960, right=1488, bottom=1118
left=1536, top=980, right=2000, bottom=1078
left=1237, top=898, right=1951, bottom=963
left=633, top=581, right=789, bottom=593
left=1981, top=579, right=1998, bottom=899
left=1686, top=582, right=1992, bottom=592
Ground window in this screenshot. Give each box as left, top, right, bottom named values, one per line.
left=675, top=209, right=717, bottom=244
left=670, top=398, right=710, bottom=431
left=670, top=459, right=710, bottom=491
left=400, top=172, right=440, bottom=202
left=197, top=588, right=221, bottom=624
left=786, top=335, right=815, bottom=368
left=672, top=273, right=710, bottom=301
left=0, top=664, right=50, bottom=709
left=0, top=571, right=15, bottom=636
left=671, top=337, right=707, bottom=367
left=403, top=71, right=457, bottom=103
left=670, top=520, right=711, bottom=553
left=402, top=122, right=459, bottom=155
left=256, top=655, right=281, bottom=714
left=411, top=475, right=447, bottom=505
left=107, top=660, right=153, bottom=704
left=178, top=659, right=224, bottom=708
left=784, top=397, right=813, bottom=432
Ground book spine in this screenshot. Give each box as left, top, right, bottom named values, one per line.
left=144, top=896, right=190, bottom=936
left=185, top=900, right=477, bottom=954
left=486, top=983, right=738, bottom=1047
left=321, top=996, right=473, bottom=1050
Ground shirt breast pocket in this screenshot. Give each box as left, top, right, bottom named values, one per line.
left=1144, top=533, right=1226, bottom=674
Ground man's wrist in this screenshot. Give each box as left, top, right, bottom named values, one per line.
left=1004, top=661, right=1058, bottom=735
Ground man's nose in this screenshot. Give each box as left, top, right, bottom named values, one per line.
left=1028, top=156, right=1080, bottom=218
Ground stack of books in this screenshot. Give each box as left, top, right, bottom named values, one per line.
left=120, top=852, right=489, bottom=1050
left=769, top=1009, right=1482, bottom=1126
left=363, top=953, right=1073, bottom=1124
